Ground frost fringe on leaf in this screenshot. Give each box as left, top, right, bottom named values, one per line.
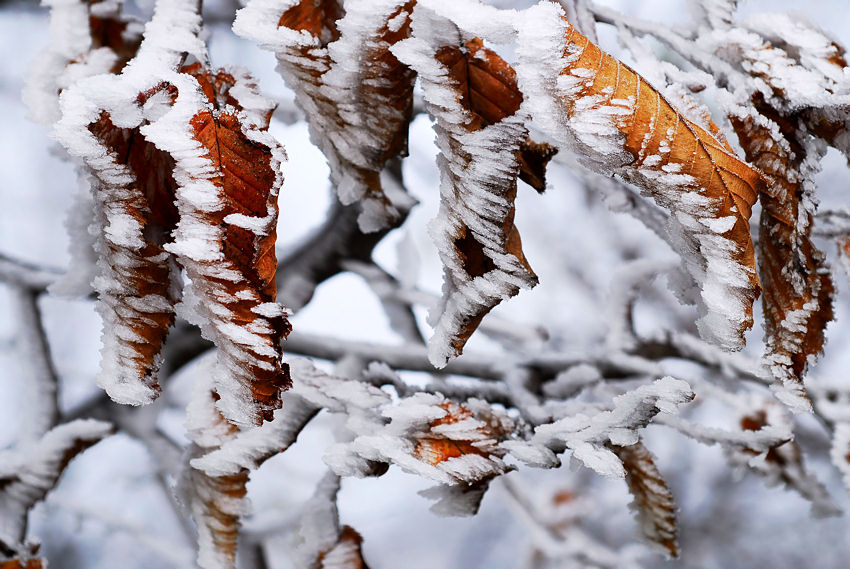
left=393, top=8, right=539, bottom=366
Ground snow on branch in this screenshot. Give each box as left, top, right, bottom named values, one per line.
left=0, top=420, right=113, bottom=554
left=504, top=377, right=694, bottom=476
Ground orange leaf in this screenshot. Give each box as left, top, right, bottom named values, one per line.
left=238, top=0, right=416, bottom=232
left=436, top=37, right=556, bottom=191
left=516, top=7, right=764, bottom=349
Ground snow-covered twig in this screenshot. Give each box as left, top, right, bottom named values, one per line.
left=0, top=253, right=62, bottom=292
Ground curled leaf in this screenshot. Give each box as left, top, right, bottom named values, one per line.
left=235, top=0, right=417, bottom=232
left=393, top=16, right=539, bottom=366
left=729, top=100, right=833, bottom=412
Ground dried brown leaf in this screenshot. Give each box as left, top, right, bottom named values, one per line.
left=410, top=36, right=539, bottom=365
left=609, top=439, right=678, bottom=558
left=523, top=15, right=765, bottom=348
left=181, top=63, right=292, bottom=424
left=730, top=99, right=833, bottom=409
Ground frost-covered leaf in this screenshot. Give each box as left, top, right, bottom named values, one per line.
left=393, top=13, right=539, bottom=366
left=234, top=0, right=417, bottom=232
left=326, top=394, right=514, bottom=508
left=163, top=63, right=291, bottom=426
left=0, top=420, right=113, bottom=551
left=53, top=0, right=205, bottom=406
left=57, top=0, right=291, bottom=425
left=515, top=3, right=763, bottom=350
left=729, top=103, right=833, bottom=412
left=318, top=526, right=371, bottom=569
left=729, top=407, right=840, bottom=516
left=609, top=439, right=678, bottom=558
left=184, top=374, right=248, bottom=569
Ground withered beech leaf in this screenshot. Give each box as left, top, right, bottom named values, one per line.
left=185, top=387, right=249, bottom=568
left=235, top=0, right=417, bottom=232
left=317, top=526, right=371, bottom=569
left=609, top=440, right=678, bottom=558
left=394, top=30, right=539, bottom=367
left=730, top=100, right=833, bottom=411
left=516, top=7, right=764, bottom=350
left=84, top=112, right=181, bottom=404
left=414, top=401, right=495, bottom=466
left=170, top=63, right=291, bottom=426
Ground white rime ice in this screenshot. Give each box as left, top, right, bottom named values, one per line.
left=234, top=0, right=417, bottom=233
left=392, top=6, right=538, bottom=367
left=191, top=357, right=389, bottom=477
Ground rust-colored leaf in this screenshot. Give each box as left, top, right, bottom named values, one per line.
left=180, top=63, right=291, bottom=424
left=266, top=0, right=417, bottom=231
left=435, top=38, right=556, bottom=192
left=86, top=112, right=180, bottom=404
left=279, top=0, right=344, bottom=48
left=413, top=401, right=510, bottom=466
left=609, top=440, right=678, bottom=557
left=730, top=98, right=833, bottom=410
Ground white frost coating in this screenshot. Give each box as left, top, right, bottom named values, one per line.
left=700, top=17, right=850, bottom=112
left=724, top=404, right=840, bottom=517
left=183, top=368, right=248, bottom=569
left=0, top=419, right=112, bottom=548
left=392, top=7, right=538, bottom=367
left=235, top=0, right=417, bottom=233
left=514, top=3, right=757, bottom=350
left=509, top=377, right=693, bottom=478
